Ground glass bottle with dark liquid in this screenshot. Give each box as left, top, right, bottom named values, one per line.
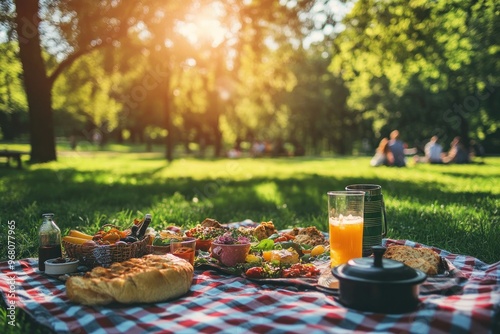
left=38, top=213, right=62, bottom=271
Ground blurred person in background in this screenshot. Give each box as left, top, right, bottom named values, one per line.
left=442, top=136, right=470, bottom=164
left=388, top=130, right=406, bottom=167
left=414, top=135, right=443, bottom=164
left=424, top=135, right=443, bottom=163
left=370, top=137, right=393, bottom=167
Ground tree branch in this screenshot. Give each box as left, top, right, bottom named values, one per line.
left=46, top=1, right=136, bottom=88
left=47, top=41, right=109, bottom=87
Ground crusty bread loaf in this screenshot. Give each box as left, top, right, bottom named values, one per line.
left=66, top=254, right=193, bottom=306
left=383, top=245, right=440, bottom=275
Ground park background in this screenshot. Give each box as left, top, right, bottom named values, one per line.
left=0, top=1, right=499, bottom=332
left=1, top=0, right=499, bottom=284
left=1, top=0, right=499, bottom=161
left=1, top=0, right=499, bottom=274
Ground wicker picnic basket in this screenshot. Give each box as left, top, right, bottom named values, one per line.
left=63, top=236, right=150, bottom=268
left=63, top=222, right=151, bottom=268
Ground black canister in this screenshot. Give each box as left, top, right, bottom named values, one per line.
left=345, top=184, right=387, bottom=256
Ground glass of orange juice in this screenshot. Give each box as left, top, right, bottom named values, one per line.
left=170, top=237, right=196, bottom=266
left=328, top=191, right=365, bottom=268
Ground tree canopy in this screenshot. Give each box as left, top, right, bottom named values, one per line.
left=330, top=0, right=500, bottom=151
left=0, top=0, right=498, bottom=160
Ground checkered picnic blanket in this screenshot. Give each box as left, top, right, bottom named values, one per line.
left=1, top=239, right=499, bottom=334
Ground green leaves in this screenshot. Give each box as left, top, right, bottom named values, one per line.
left=330, top=0, right=500, bottom=144
left=0, top=42, right=27, bottom=112
left=252, top=239, right=274, bottom=252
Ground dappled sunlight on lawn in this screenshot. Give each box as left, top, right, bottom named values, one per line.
left=1, top=153, right=499, bottom=263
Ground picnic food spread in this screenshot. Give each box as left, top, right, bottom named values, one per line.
left=198, top=221, right=328, bottom=279
left=1, top=217, right=498, bottom=333
left=51, top=217, right=452, bottom=295
left=65, top=254, right=193, bottom=306
left=57, top=217, right=453, bottom=291
left=59, top=218, right=334, bottom=297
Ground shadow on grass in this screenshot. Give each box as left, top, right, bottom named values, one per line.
left=3, top=163, right=497, bottom=212
left=1, top=156, right=499, bottom=334
left=1, top=159, right=498, bottom=263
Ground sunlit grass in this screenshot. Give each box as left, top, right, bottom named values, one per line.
left=1, top=146, right=499, bottom=334
left=0, top=145, right=499, bottom=265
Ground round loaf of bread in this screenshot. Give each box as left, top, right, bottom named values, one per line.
left=65, top=254, right=194, bottom=306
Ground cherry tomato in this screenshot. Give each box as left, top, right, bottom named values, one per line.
left=282, top=263, right=321, bottom=278
left=245, top=267, right=265, bottom=278
left=282, top=268, right=301, bottom=278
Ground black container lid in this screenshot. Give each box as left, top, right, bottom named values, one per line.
left=332, top=246, right=427, bottom=285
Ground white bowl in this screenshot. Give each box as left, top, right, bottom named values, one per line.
left=44, top=258, right=79, bottom=275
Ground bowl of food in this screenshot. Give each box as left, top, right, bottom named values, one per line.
left=44, top=257, right=79, bottom=275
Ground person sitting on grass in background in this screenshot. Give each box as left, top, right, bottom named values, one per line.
left=370, top=138, right=393, bottom=167
left=414, top=135, right=443, bottom=164
left=388, top=130, right=406, bottom=167
left=442, top=136, right=470, bottom=164
left=424, top=135, right=443, bottom=163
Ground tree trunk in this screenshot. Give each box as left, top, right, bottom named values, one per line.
left=15, top=0, right=56, bottom=162
left=163, top=76, right=173, bottom=162
left=211, top=103, right=223, bottom=158
left=208, top=84, right=221, bottom=158
left=165, top=93, right=174, bottom=162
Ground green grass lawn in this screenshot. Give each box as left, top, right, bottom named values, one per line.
left=1, top=146, right=499, bottom=333
left=1, top=147, right=499, bottom=264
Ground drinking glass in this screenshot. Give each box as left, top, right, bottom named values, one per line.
left=170, top=237, right=196, bottom=266
left=328, top=191, right=365, bottom=267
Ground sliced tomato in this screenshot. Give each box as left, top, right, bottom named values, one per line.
left=273, top=236, right=288, bottom=243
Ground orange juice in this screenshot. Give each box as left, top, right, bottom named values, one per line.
left=329, top=216, right=364, bottom=267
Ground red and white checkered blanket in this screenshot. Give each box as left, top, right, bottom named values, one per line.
left=1, top=239, right=499, bottom=333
